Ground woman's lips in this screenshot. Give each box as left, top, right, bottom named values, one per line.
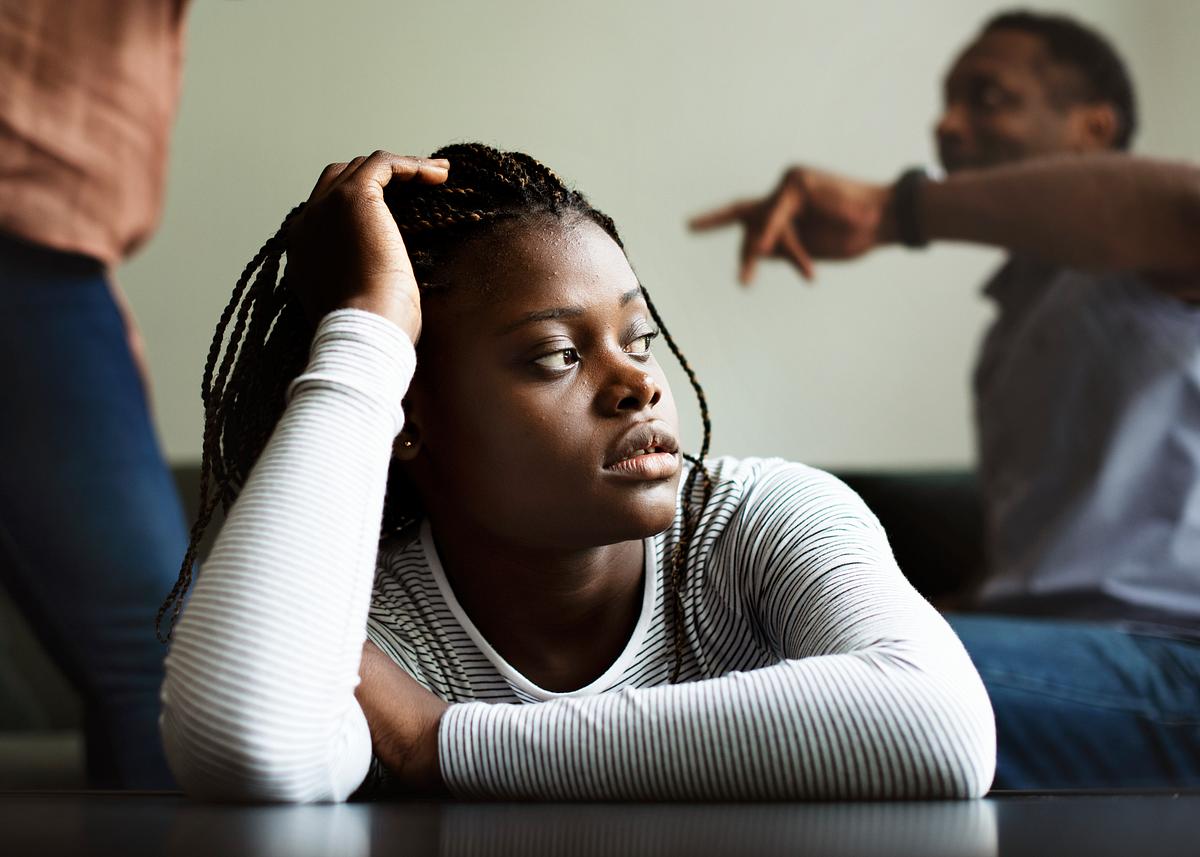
left=603, top=451, right=681, bottom=480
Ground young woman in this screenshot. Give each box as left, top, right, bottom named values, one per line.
left=158, top=145, right=994, bottom=802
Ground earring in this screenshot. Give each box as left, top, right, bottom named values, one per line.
left=400, top=438, right=414, bottom=449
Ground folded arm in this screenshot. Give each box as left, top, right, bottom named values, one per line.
left=159, top=310, right=415, bottom=803
left=429, top=466, right=995, bottom=800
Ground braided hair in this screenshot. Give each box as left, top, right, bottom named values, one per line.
left=156, top=143, right=713, bottom=682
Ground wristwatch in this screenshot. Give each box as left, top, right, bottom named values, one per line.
left=892, top=167, right=930, bottom=249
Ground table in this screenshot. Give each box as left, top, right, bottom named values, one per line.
left=2, top=790, right=1197, bottom=856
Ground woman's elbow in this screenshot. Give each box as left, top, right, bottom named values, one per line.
left=159, top=692, right=358, bottom=804
left=924, top=673, right=997, bottom=799
left=870, top=648, right=996, bottom=799
left=937, top=725, right=996, bottom=799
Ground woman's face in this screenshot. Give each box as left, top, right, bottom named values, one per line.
left=402, top=216, right=682, bottom=551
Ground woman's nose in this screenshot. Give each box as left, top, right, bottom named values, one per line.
left=601, top=365, right=661, bottom=414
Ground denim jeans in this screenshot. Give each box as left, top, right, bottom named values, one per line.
left=946, top=613, right=1200, bottom=789
left=0, top=234, right=187, bottom=788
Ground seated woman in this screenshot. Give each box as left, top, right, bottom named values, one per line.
left=157, top=145, right=994, bottom=803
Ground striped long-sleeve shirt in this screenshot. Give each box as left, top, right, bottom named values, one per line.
left=160, top=309, right=995, bottom=803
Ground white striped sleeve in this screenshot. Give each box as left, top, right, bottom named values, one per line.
left=159, top=309, right=415, bottom=803
left=437, top=465, right=996, bottom=800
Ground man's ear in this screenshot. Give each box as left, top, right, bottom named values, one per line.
left=1070, top=102, right=1120, bottom=152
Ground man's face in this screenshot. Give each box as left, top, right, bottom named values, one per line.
left=936, top=29, right=1091, bottom=172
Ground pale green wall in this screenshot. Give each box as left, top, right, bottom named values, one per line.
left=119, top=0, right=1199, bottom=469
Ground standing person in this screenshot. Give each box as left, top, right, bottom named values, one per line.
left=0, top=1, right=191, bottom=788
left=691, top=10, right=1200, bottom=788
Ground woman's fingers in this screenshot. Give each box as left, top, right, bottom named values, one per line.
left=288, top=151, right=449, bottom=342
left=308, top=152, right=449, bottom=204
left=308, top=160, right=355, bottom=201
left=347, top=151, right=449, bottom=199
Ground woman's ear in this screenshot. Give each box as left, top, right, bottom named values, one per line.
left=393, top=396, right=423, bottom=461
left=393, top=428, right=421, bottom=461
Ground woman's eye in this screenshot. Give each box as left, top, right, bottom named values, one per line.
left=533, top=348, right=580, bottom=369
left=627, top=330, right=659, bottom=355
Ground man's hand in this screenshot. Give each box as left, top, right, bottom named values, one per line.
left=355, top=640, right=449, bottom=795
left=286, top=151, right=450, bottom=344
left=689, top=167, right=894, bottom=285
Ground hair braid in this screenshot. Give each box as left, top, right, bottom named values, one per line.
left=157, top=145, right=713, bottom=687
left=643, top=288, right=713, bottom=682
left=155, top=207, right=302, bottom=641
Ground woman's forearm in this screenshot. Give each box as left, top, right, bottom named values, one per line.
left=436, top=642, right=994, bottom=800
left=159, top=309, right=415, bottom=803
left=434, top=464, right=995, bottom=801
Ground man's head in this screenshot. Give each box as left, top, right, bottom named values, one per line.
left=936, top=10, right=1137, bottom=173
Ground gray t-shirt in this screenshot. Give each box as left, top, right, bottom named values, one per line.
left=973, top=256, right=1200, bottom=638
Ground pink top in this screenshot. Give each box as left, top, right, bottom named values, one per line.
left=0, top=0, right=189, bottom=266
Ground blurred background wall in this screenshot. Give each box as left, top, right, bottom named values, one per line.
left=119, top=0, right=1200, bottom=471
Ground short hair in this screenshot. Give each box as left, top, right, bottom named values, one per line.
left=984, top=9, right=1137, bottom=150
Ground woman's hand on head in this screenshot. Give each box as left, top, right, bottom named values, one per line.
left=287, top=151, right=449, bottom=344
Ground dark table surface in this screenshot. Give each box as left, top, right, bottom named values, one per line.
left=2, top=790, right=1197, bottom=857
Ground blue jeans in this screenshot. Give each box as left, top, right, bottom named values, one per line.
left=0, top=234, right=188, bottom=788
left=946, top=613, right=1200, bottom=789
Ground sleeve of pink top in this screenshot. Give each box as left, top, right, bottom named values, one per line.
left=159, top=309, right=415, bottom=803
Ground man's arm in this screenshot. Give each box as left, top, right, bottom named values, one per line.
left=691, top=153, right=1200, bottom=286
left=917, top=154, right=1200, bottom=277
